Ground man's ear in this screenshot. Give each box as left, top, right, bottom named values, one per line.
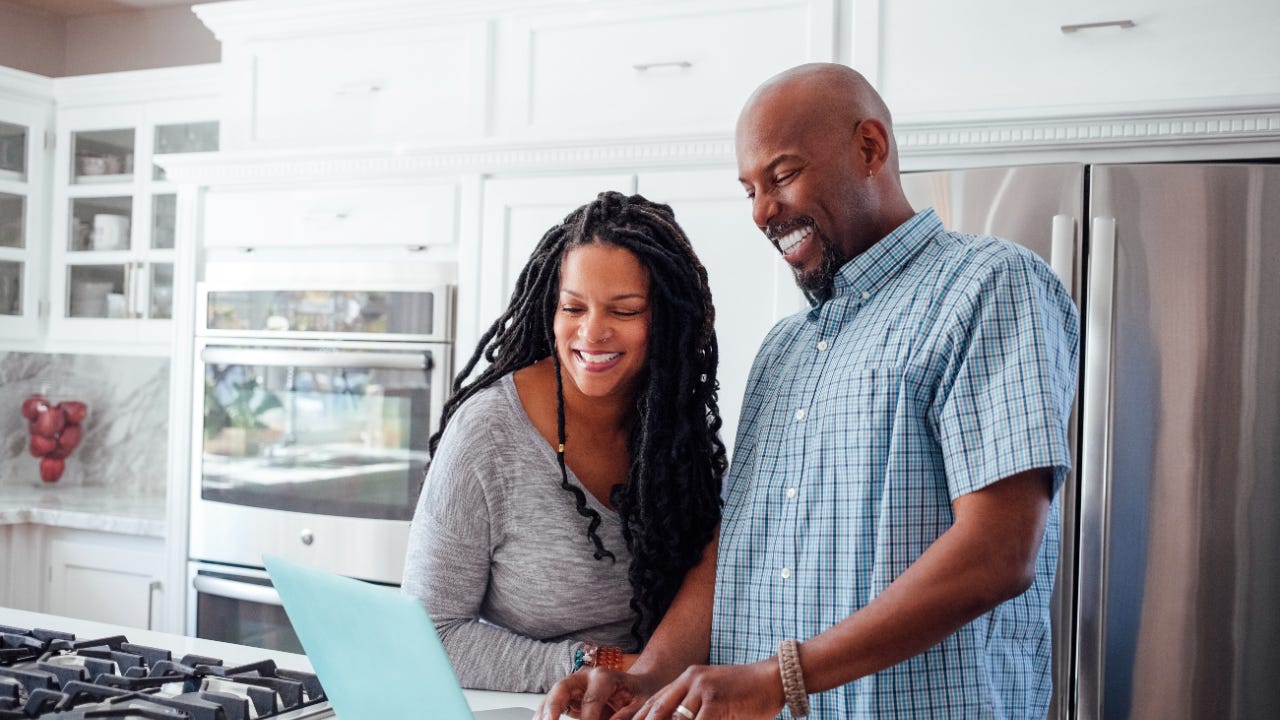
left=853, top=118, right=891, bottom=176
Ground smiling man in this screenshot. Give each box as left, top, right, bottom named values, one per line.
left=540, top=63, right=1080, bottom=720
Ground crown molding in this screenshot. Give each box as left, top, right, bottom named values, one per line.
left=156, top=104, right=1280, bottom=187
left=156, top=133, right=737, bottom=186
left=0, top=65, right=54, bottom=105
left=896, top=105, right=1280, bottom=156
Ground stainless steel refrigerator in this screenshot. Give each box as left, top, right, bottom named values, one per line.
left=900, top=162, right=1280, bottom=720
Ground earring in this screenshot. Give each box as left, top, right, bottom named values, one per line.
left=867, top=169, right=874, bottom=178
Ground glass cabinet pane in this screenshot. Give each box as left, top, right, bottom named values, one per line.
left=152, top=193, right=176, bottom=249
left=0, top=260, right=21, bottom=316
left=69, top=196, right=132, bottom=252
left=150, top=262, right=173, bottom=319
left=72, top=128, right=134, bottom=184
left=0, top=192, right=24, bottom=248
left=153, top=121, right=219, bottom=180
left=68, top=265, right=127, bottom=318
left=0, top=122, right=26, bottom=179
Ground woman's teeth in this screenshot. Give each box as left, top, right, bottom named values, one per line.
left=578, top=351, right=621, bottom=363
left=776, top=226, right=812, bottom=255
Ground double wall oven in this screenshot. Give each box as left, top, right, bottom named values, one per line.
left=187, top=265, right=453, bottom=652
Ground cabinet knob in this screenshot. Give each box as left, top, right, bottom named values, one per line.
left=300, top=529, right=315, bottom=546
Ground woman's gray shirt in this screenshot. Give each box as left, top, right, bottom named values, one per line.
left=402, top=373, right=637, bottom=693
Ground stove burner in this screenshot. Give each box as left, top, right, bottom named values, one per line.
left=0, top=624, right=327, bottom=719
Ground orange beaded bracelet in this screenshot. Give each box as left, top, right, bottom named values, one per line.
left=572, top=642, right=624, bottom=672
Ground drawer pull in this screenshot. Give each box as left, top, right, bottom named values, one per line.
left=1060, top=19, right=1135, bottom=33
left=334, top=82, right=384, bottom=96
left=632, top=60, right=693, bottom=72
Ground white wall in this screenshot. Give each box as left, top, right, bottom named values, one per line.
left=64, top=5, right=219, bottom=76
left=0, top=3, right=66, bottom=77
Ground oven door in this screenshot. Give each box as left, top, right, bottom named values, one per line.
left=188, top=562, right=303, bottom=653
left=190, top=341, right=449, bottom=582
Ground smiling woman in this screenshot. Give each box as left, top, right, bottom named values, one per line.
left=401, top=191, right=727, bottom=693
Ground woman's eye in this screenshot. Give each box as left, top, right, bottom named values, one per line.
left=560, top=306, right=584, bottom=314
left=614, top=310, right=641, bottom=317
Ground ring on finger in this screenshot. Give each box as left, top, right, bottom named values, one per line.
left=675, top=704, right=695, bottom=720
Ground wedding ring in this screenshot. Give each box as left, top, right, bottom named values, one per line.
left=675, top=705, right=695, bottom=719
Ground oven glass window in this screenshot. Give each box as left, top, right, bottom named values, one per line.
left=201, top=351, right=433, bottom=520
left=207, top=289, right=436, bottom=335
left=195, top=571, right=304, bottom=654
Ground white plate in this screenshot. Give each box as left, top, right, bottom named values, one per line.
left=74, top=173, right=134, bottom=185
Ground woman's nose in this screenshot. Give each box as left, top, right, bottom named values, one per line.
left=579, top=311, right=610, bottom=343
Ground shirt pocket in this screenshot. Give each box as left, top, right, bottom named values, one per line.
left=811, top=365, right=902, bottom=487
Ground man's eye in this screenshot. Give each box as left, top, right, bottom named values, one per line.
left=775, top=170, right=798, bottom=184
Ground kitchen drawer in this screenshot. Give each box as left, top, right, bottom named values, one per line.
left=203, top=182, right=458, bottom=250
left=494, top=0, right=835, bottom=138
left=222, top=22, right=490, bottom=149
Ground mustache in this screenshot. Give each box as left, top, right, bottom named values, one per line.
left=765, top=217, right=816, bottom=241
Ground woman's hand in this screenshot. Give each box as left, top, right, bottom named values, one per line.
left=538, top=667, right=662, bottom=720
left=628, top=659, right=785, bottom=720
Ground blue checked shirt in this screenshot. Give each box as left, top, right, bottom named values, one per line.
left=711, top=209, right=1079, bottom=719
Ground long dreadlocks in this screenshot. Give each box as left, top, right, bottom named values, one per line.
left=428, top=190, right=726, bottom=643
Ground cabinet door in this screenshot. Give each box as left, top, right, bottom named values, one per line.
left=0, top=98, right=50, bottom=343
left=878, top=0, right=1280, bottom=119
left=468, top=174, right=635, bottom=359
left=494, top=0, right=834, bottom=138
left=225, top=22, right=490, bottom=149
left=47, top=534, right=164, bottom=631
left=637, top=169, right=804, bottom=458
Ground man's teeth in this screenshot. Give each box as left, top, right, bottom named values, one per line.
left=578, top=351, right=621, bottom=363
left=776, top=226, right=811, bottom=255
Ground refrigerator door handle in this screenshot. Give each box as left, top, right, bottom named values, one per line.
left=1076, top=215, right=1117, bottom=720
left=1050, top=214, right=1076, bottom=293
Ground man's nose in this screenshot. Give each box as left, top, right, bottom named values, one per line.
left=751, top=192, right=779, bottom=230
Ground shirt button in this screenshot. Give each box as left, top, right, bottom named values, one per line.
left=794, top=408, right=806, bottom=421
left=816, top=340, right=828, bottom=351
left=786, top=487, right=797, bottom=499
left=781, top=568, right=792, bottom=579
left=861, top=291, right=870, bottom=300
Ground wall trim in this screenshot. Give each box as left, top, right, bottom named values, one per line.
left=158, top=105, right=1280, bottom=186
left=51, top=64, right=222, bottom=108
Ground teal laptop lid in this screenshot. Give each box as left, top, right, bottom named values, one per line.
left=263, top=554, right=530, bottom=720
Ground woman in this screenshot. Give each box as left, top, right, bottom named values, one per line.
left=402, top=191, right=726, bottom=693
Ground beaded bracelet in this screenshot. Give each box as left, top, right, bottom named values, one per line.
left=572, top=642, right=624, bottom=672
left=777, top=638, right=810, bottom=718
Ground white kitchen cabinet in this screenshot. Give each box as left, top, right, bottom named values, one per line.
left=202, top=6, right=492, bottom=150
left=637, top=168, right=805, bottom=458
left=0, top=68, right=53, bottom=345
left=202, top=180, right=459, bottom=252
left=467, top=173, right=635, bottom=359
left=874, top=0, right=1280, bottom=121
left=493, top=0, right=836, bottom=139
left=45, top=528, right=165, bottom=631
left=47, top=67, right=219, bottom=352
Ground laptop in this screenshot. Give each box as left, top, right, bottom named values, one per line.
left=263, top=554, right=536, bottom=720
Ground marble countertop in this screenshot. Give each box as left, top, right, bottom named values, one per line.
left=0, top=485, right=166, bottom=537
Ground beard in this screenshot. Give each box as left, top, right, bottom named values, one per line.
left=792, top=234, right=845, bottom=304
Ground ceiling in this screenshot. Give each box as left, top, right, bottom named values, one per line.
left=1, top=0, right=205, bottom=18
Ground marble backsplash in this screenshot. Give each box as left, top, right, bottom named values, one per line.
left=0, top=352, right=169, bottom=495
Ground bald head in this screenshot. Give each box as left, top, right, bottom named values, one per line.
left=737, top=63, right=898, bottom=173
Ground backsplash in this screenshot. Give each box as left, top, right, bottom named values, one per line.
left=0, top=352, right=168, bottom=495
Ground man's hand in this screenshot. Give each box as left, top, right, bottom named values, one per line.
left=538, top=667, right=661, bottom=720
left=627, top=660, right=784, bottom=720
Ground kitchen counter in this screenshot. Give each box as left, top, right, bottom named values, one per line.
left=0, top=606, right=544, bottom=716
left=0, top=485, right=166, bottom=537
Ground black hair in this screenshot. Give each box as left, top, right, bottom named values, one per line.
left=428, top=190, right=726, bottom=643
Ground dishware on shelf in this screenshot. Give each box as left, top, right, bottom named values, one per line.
left=70, top=280, right=112, bottom=317
left=91, top=214, right=130, bottom=250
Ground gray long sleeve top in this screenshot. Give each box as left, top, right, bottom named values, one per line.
left=402, top=373, right=638, bottom=693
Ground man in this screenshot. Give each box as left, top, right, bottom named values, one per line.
left=539, top=62, right=1079, bottom=720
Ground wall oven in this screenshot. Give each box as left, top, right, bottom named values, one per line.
left=188, top=265, right=452, bottom=647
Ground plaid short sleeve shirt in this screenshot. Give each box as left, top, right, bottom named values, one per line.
left=711, top=209, right=1080, bottom=719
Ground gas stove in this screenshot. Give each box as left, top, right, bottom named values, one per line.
left=0, top=623, right=332, bottom=719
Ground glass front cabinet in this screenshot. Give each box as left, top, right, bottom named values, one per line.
left=0, top=94, right=50, bottom=342
left=50, top=98, right=218, bottom=347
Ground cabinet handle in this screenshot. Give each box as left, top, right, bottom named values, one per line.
left=121, top=263, right=133, bottom=319
left=146, top=580, right=162, bottom=631
left=334, top=82, right=384, bottom=96
left=1060, top=19, right=1135, bottom=33
left=632, top=60, right=693, bottom=72
left=130, top=262, right=145, bottom=319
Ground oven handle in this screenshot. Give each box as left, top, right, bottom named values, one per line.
left=201, top=347, right=431, bottom=371
left=192, top=574, right=284, bottom=607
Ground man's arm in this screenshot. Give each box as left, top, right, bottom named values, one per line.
left=538, top=530, right=719, bottom=720
left=631, top=468, right=1053, bottom=720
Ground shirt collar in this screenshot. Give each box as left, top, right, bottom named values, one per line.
left=826, top=208, right=943, bottom=303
